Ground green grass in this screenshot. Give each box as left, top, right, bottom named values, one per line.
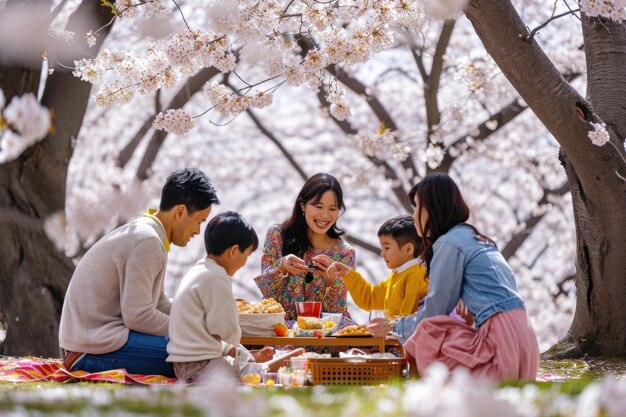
left=1, top=360, right=625, bottom=416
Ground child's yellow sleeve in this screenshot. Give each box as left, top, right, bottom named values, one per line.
left=342, top=269, right=388, bottom=311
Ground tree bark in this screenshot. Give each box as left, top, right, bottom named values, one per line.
left=465, top=0, right=626, bottom=357
left=0, top=2, right=112, bottom=356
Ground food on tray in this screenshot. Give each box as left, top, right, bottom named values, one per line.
left=273, top=323, right=288, bottom=336
left=334, top=325, right=371, bottom=336
left=237, top=298, right=284, bottom=314
left=297, top=316, right=322, bottom=330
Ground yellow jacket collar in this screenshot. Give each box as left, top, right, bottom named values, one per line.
left=142, top=209, right=171, bottom=252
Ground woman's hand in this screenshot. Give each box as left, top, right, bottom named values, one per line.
left=310, top=254, right=333, bottom=274
left=279, top=254, right=309, bottom=275
left=367, top=317, right=393, bottom=337
left=312, top=255, right=340, bottom=287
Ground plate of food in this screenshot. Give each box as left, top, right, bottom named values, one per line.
left=331, top=325, right=372, bottom=337
left=293, top=316, right=337, bottom=337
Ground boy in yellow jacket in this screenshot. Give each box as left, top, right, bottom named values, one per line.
left=327, top=215, right=428, bottom=319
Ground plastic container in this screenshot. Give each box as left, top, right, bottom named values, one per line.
left=295, top=301, right=322, bottom=318
left=321, top=312, right=343, bottom=327
left=290, top=356, right=308, bottom=371
left=262, top=371, right=279, bottom=386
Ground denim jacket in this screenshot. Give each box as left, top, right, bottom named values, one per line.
left=395, top=223, right=525, bottom=344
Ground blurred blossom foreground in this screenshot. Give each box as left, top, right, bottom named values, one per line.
left=1, top=364, right=626, bottom=417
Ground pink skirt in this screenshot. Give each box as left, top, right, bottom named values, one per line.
left=404, top=309, right=539, bottom=381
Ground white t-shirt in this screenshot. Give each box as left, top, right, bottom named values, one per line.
left=167, top=258, right=241, bottom=362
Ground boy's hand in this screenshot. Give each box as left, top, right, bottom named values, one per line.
left=251, top=346, right=275, bottom=362
left=326, top=262, right=349, bottom=281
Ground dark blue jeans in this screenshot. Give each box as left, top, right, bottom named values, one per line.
left=73, top=330, right=175, bottom=378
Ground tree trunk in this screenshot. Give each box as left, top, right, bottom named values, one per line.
left=0, top=2, right=112, bottom=356
left=465, top=0, right=626, bottom=357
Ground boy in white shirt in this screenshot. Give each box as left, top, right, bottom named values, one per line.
left=167, top=211, right=261, bottom=382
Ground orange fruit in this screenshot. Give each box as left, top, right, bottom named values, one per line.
left=273, top=323, right=288, bottom=337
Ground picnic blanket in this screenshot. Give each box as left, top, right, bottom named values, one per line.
left=0, top=357, right=176, bottom=385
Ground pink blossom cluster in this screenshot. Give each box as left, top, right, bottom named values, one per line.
left=580, top=0, right=626, bottom=21
left=164, top=30, right=234, bottom=73
left=153, top=108, right=194, bottom=135
left=203, top=83, right=274, bottom=116
left=588, top=122, right=610, bottom=146
left=350, top=128, right=410, bottom=161
left=115, top=0, right=167, bottom=20
left=0, top=89, right=51, bottom=163
left=326, top=85, right=351, bottom=121
left=74, top=1, right=453, bottom=126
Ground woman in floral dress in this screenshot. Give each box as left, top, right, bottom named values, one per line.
left=254, top=173, right=355, bottom=328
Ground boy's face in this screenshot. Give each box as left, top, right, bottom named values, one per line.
left=231, top=244, right=255, bottom=275
left=379, top=235, right=414, bottom=270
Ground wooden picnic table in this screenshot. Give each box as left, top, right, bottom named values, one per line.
left=240, top=335, right=403, bottom=354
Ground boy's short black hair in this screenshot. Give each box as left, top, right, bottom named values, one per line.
left=204, top=211, right=259, bottom=256
left=160, top=167, right=220, bottom=214
left=377, top=215, right=422, bottom=257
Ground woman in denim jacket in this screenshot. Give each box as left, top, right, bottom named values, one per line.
left=370, top=173, right=539, bottom=381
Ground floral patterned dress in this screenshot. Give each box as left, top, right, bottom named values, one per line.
left=254, top=224, right=355, bottom=323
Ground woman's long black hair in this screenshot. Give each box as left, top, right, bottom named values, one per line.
left=408, top=173, right=494, bottom=272
left=281, top=173, right=346, bottom=258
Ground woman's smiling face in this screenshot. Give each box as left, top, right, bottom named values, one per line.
left=300, top=190, right=339, bottom=237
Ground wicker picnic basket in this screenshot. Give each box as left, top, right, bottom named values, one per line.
left=306, top=357, right=407, bottom=385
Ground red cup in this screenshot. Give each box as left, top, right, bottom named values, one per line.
left=295, top=301, right=322, bottom=318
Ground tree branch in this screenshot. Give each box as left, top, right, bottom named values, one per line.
left=315, top=89, right=412, bottom=212
left=464, top=0, right=622, bottom=195
left=410, top=48, right=429, bottom=83
left=244, top=108, right=308, bottom=181
left=523, top=8, right=581, bottom=42
left=431, top=72, right=579, bottom=174
left=554, top=273, right=576, bottom=298
left=344, top=235, right=379, bottom=254
left=327, top=66, right=419, bottom=179
left=501, top=181, right=569, bottom=260
left=432, top=97, right=527, bottom=174
left=425, top=19, right=456, bottom=132
left=129, top=67, right=221, bottom=178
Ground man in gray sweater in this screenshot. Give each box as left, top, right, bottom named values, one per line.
left=59, top=167, right=219, bottom=377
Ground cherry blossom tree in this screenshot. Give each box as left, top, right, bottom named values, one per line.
left=0, top=1, right=112, bottom=356
left=464, top=0, right=626, bottom=358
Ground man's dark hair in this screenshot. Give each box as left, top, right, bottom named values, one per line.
left=377, top=215, right=422, bottom=257
left=159, top=167, right=219, bottom=214
left=205, top=211, right=259, bottom=256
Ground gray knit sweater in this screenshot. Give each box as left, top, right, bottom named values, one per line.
left=59, top=213, right=172, bottom=354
